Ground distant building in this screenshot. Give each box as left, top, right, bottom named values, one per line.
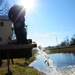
left=0, top=16, right=12, bottom=45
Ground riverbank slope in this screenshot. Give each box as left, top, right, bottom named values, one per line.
left=0, top=56, right=45, bottom=75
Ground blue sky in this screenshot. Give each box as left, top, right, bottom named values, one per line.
left=8, top=0, right=75, bottom=47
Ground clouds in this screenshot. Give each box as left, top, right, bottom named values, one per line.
left=33, top=32, right=62, bottom=38
left=27, top=31, right=63, bottom=47
left=34, top=33, right=50, bottom=37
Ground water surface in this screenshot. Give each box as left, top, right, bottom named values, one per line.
left=29, top=53, right=75, bottom=75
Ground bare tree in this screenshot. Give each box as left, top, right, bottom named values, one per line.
left=70, top=34, right=75, bottom=45
left=60, top=41, right=67, bottom=46
left=0, top=0, right=9, bottom=16
left=65, top=36, right=70, bottom=46
left=59, top=36, right=70, bottom=46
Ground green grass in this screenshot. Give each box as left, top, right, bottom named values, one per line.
left=0, top=57, right=44, bottom=75
left=14, top=65, right=25, bottom=74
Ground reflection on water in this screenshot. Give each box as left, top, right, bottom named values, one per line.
left=29, top=53, right=75, bottom=75
left=49, top=53, right=75, bottom=68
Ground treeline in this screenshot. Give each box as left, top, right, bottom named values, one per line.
left=59, top=34, right=75, bottom=46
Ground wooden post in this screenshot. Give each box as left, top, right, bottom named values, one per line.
left=6, top=51, right=12, bottom=75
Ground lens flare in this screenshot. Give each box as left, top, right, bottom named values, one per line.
left=19, top=0, right=35, bottom=13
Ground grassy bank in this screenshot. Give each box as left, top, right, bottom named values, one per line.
left=44, top=45, right=75, bottom=54
left=0, top=56, right=45, bottom=75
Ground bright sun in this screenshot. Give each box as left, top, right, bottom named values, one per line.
left=19, top=0, right=35, bottom=13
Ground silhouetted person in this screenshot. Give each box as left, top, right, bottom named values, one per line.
left=8, top=5, right=28, bottom=44
left=8, top=5, right=33, bottom=59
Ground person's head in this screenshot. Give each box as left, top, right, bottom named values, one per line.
left=13, top=4, right=26, bottom=15
left=8, top=4, right=26, bottom=22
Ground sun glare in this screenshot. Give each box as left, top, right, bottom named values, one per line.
left=19, top=0, right=35, bottom=13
